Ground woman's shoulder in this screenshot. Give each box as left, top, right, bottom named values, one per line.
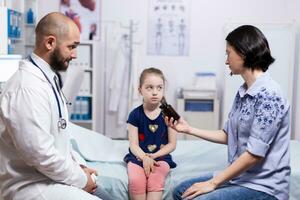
left=256, top=78, right=286, bottom=101
left=254, top=80, right=290, bottom=114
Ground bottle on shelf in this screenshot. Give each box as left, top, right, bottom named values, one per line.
left=26, top=8, right=34, bottom=24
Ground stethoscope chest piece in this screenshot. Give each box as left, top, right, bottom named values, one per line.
left=58, top=118, right=67, bottom=129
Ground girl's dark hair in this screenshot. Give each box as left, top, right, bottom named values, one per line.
left=226, top=25, right=275, bottom=72
left=139, top=67, right=165, bottom=87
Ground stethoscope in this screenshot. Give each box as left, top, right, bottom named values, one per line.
left=29, top=56, right=67, bottom=129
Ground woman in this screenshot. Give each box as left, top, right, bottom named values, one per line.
left=168, top=25, right=290, bottom=200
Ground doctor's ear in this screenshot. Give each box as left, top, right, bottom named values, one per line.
left=45, top=36, right=56, bottom=50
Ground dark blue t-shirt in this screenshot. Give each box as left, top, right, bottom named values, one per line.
left=124, top=105, right=177, bottom=168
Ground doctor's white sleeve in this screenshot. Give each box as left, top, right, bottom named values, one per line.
left=0, top=87, right=87, bottom=189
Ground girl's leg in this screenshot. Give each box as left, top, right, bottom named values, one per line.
left=147, top=161, right=170, bottom=200
left=127, top=162, right=147, bottom=200
left=172, top=173, right=213, bottom=200
left=146, top=192, right=163, bottom=200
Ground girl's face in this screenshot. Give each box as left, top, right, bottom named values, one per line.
left=139, top=74, right=164, bottom=106
left=225, top=43, right=245, bottom=75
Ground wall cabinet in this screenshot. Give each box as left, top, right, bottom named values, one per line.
left=62, top=42, right=97, bottom=130
left=0, top=6, right=23, bottom=55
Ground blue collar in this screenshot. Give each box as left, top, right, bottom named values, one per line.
left=238, top=72, right=271, bottom=98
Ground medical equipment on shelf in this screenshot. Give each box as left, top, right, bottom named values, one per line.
left=193, top=72, right=217, bottom=90
left=29, top=57, right=68, bottom=129
left=177, top=73, right=219, bottom=140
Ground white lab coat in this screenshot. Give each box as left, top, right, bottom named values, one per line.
left=108, top=36, right=129, bottom=113
left=108, top=35, right=140, bottom=126
left=0, top=54, right=100, bottom=200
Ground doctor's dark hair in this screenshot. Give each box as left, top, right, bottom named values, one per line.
left=139, top=67, right=166, bottom=87
left=226, top=25, right=275, bottom=72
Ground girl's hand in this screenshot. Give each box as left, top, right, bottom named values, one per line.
left=142, top=155, right=158, bottom=177
left=146, top=153, right=156, bottom=159
left=165, top=116, right=191, bottom=133
left=182, top=180, right=217, bottom=199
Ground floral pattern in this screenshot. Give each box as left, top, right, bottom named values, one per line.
left=254, top=87, right=285, bottom=130
left=235, top=87, right=285, bottom=130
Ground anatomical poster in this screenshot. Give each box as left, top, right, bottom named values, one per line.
left=60, top=0, right=100, bottom=40
left=147, top=0, right=190, bottom=56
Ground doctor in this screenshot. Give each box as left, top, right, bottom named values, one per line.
left=0, top=12, right=101, bottom=200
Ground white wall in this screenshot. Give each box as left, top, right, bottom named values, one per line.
left=287, top=0, right=300, bottom=140
left=33, top=0, right=300, bottom=139
left=100, top=0, right=300, bottom=139
left=36, top=0, right=59, bottom=20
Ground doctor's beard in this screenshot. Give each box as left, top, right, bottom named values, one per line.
left=49, top=48, right=72, bottom=72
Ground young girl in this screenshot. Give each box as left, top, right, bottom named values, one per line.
left=124, top=67, right=177, bottom=200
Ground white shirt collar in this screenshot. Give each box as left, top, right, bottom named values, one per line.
left=30, top=53, right=57, bottom=81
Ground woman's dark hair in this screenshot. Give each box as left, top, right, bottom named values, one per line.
left=226, top=25, right=275, bottom=72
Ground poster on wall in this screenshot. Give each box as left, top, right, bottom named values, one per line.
left=147, top=0, right=190, bottom=56
left=60, top=0, right=100, bottom=41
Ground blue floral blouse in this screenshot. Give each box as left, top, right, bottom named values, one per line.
left=223, top=72, right=291, bottom=200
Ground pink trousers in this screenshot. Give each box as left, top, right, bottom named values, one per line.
left=127, top=161, right=170, bottom=195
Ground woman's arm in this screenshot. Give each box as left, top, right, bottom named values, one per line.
left=166, top=117, right=228, bottom=144
left=182, top=151, right=262, bottom=199
left=211, top=151, right=262, bottom=186
left=188, top=127, right=227, bottom=144
left=148, top=127, right=177, bottom=159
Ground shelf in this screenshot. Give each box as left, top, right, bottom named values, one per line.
left=25, top=44, right=34, bottom=47
left=77, top=94, right=92, bottom=97
left=9, top=37, right=23, bottom=42
left=25, top=23, right=35, bottom=27
left=70, top=120, right=92, bottom=123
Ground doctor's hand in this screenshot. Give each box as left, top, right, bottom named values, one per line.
left=182, top=180, right=217, bottom=199
left=165, top=116, right=191, bottom=134
left=82, top=167, right=98, bottom=193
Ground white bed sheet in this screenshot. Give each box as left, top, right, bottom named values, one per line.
left=69, top=123, right=300, bottom=200
left=86, top=140, right=229, bottom=200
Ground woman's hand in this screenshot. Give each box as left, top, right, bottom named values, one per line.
left=165, top=116, right=191, bottom=133
left=182, top=180, right=217, bottom=199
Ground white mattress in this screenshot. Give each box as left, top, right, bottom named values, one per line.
left=69, top=123, right=300, bottom=200
left=82, top=140, right=300, bottom=200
